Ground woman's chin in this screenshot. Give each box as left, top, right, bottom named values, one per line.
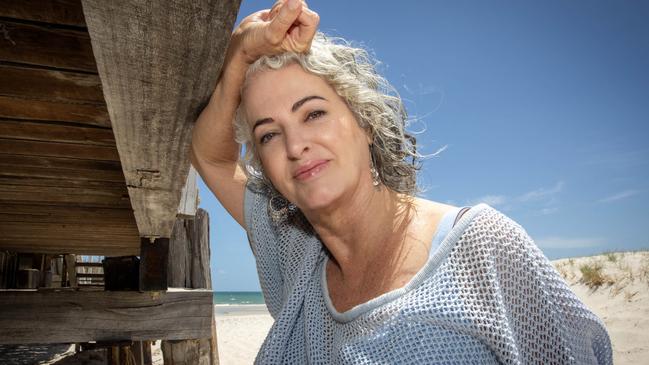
left=295, top=189, right=342, bottom=213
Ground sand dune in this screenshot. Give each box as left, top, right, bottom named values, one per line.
left=552, top=250, right=649, bottom=365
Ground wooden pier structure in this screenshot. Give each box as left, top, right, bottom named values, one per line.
left=0, top=0, right=241, bottom=363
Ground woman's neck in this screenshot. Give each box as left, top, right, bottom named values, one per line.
left=302, top=184, right=415, bottom=282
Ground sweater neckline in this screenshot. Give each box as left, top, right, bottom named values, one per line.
left=320, top=203, right=490, bottom=323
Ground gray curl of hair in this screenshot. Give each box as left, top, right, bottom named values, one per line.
left=233, top=32, right=422, bottom=196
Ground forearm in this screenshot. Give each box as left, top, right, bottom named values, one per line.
left=191, top=50, right=250, bottom=167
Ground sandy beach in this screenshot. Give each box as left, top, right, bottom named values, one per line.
left=214, top=304, right=274, bottom=364
left=552, top=250, right=649, bottom=365
left=1, top=250, right=647, bottom=364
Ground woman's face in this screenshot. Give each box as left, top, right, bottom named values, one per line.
left=242, top=63, right=373, bottom=212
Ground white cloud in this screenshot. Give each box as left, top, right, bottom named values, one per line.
left=539, top=207, right=558, bottom=215
left=468, top=195, right=507, bottom=207
left=534, top=236, right=605, bottom=249
left=517, top=181, right=564, bottom=203
left=466, top=181, right=564, bottom=215
left=597, top=189, right=641, bottom=203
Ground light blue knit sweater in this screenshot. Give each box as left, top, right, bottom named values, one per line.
left=244, top=183, right=613, bottom=364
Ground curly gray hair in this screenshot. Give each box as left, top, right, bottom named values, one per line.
left=234, top=32, right=421, bottom=196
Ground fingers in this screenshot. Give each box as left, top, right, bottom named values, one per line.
left=295, top=6, right=319, bottom=45
left=267, top=0, right=302, bottom=44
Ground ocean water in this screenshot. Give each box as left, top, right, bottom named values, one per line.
left=214, top=291, right=265, bottom=305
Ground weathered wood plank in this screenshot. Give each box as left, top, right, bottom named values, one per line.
left=0, top=203, right=135, bottom=225
left=0, top=20, right=96, bottom=72
left=82, top=0, right=241, bottom=238
left=0, top=0, right=86, bottom=27
left=0, top=138, right=120, bottom=161
left=0, top=65, right=104, bottom=104
left=163, top=209, right=218, bottom=364
left=177, top=165, right=198, bottom=218
left=0, top=289, right=213, bottom=344
left=1, top=221, right=138, bottom=240
left=0, top=177, right=125, bottom=190
left=0, top=154, right=125, bottom=182
left=0, top=95, right=110, bottom=127
left=0, top=119, right=115, bottom=146
left=0, top=183, right=130, bottom=207
left=0, top=238, right=138, bottom=256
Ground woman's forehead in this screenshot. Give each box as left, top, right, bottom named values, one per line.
left=242, top=65, right=335, bottom=115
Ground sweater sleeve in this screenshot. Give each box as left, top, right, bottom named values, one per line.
left=243, top=182, right=324, bottom=319
left=244, top=182, right=285, bottom=318
left=490, top=212, right=613, bottom=364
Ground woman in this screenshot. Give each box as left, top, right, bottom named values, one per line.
left=191, top=0, right=613, bottom=363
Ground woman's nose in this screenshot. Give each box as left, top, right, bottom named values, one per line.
left=284, top=127, right=310, bottom=160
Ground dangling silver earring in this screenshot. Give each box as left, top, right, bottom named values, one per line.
left=369, top=146, right=381, bottom=187
left=268, top=194, right=288, bottom=222
left=268, top=191, right=297, bottom=223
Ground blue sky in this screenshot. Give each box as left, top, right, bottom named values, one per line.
left=199, top=0, right=649, bottom=291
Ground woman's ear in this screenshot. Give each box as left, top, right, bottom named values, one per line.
left=364, top=128, right=373, bottom=145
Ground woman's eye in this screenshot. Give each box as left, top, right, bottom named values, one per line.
left=259, top=132, right=276, bottom=144
left=306, top=110, right=326, bottom=121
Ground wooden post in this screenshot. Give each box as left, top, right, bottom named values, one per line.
left=65, top=254, right=77, bottom=288
left=161, top=209, right=218, bottom=364
left=140, top=237, right=169, bottom=291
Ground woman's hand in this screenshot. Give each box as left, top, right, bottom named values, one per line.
left=228, top=0, right=320, bottom=65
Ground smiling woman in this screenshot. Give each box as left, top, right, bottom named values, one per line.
left=189, top=0, right=613, bottom=364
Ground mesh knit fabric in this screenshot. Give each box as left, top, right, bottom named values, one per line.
left=244, top=183, right=613, bottom=364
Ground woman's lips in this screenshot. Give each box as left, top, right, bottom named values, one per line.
left=294, top=160, right=329, bottom=181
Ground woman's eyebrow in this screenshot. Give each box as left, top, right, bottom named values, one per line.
left=252, top=95, right=327, bottom=133
left=291, top=95, right=327, bottom=112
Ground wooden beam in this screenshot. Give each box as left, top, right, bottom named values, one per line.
left=0, top=64, right=104, bottom=104
left=81, top=0, right=241, bottom=238
left=0, top=138, right=120, bottom=161
left=0, top=289, right=213, bottom=344
left=0, top=19, right=96, bottom=72
left=0, top=0, right=86, bottom=27
left=0, top=154, right=125, bottom=182
left=0, top=183, right=130, bottom=207
left=0, top=119, right=115, bottom=146
left=0, top=177, right=126, bottom=191
left=0, top=203, right=135, bottom=225
left=0, top=238, right=138, bottom=256
left=0, top=95, right=110, bottom=128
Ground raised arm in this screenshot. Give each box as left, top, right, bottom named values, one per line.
left=190, top=0, right=319, bottom=229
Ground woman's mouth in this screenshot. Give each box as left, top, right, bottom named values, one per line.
left=293, top=160, right=329, bottom=181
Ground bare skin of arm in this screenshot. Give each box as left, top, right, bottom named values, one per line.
left=190, top=0, right=319, bottom=229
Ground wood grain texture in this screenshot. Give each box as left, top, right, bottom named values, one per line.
left=0, top=65, right=104, bottom=104
left=163, top=209, right=218, bottom=364
left=0, top=138, right=120, bottom=161
left=0, top=154, right=125, bottom=182
left=81, top=0, right=241, bottom=238
left=0, top=0, right=86, bottom=27
left=177, top=165, right=198, bottom=218
left=0, top=289, right=213, bottom=344
left=0, top=203, right=135, bottom=224
left=0, top=119, right=115, bottom=146
left=0, top=95, right=110, bottom=128
left=0, top=20, right=96, bottom=72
